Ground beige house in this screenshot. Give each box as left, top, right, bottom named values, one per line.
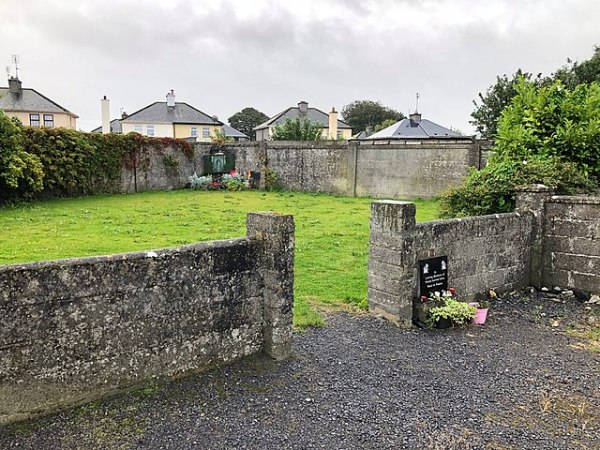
left=119, top=90, right=222, bottom=141
left=0, top=77, right=78, bottom=129
left=254, top=101, right=353, bottom=141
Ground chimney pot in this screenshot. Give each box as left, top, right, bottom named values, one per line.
left=101, top=96, right=111, bottom=134
left=298, top=101, right=308, bottom=114
left=166, top=90, right=176, bottom=107
left=328, top=107, right=339, bottom=139
left=8, top=77, right=22, bottom=95
left=409, top=112, right=422, bottom=125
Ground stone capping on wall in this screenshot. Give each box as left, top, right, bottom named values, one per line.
left=354, top=138, right=474, bottom=147
left=548, top=195, right=600, bottom=205
left=0, top=212, right=294, bottom=424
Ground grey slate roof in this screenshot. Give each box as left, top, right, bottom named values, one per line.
left=121, top=102, right=222, bottom=125
left=365, top=117, right=468, bottom=140
left=0, top=87, right=78, bottom=117
left=91, top=119, right=123, bottom=133
left=222, top=124, right=248, bottom=139
left=254, top=106, right=351, bottom=130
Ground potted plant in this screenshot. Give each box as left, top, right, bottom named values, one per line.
left=428, top=298, right=477, bottom=328
left=471, top=299, right=491, bottom=325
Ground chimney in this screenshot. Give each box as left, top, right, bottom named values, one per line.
left=121, top=110, right=128, bottom=119
left=409, top=112, right=422, bottom=126
left=166, top=89, right=175, bottom=107
left=328, top=107, right=338, bottom=139
left=298, top=101, right=308, bottom=114
left=8, top=77, right=22, bottom=95
left=101, top=95, right=111, bottom=134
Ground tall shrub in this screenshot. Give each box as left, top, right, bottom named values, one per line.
left=0, top=112, right=44, bottom=200
left=271, top=118, right=323, bottom=140
left=441, top=79, right=600, bottom=217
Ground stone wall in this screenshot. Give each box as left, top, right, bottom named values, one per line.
left=0, top=212, right=294, bottom=424
left=120, top=139, right=483, bottom=199
left=368, top=201, right=533, bottom=327
left=368, top=189, right=600, bottom=326
left=350, top=139, right=478, bottom=199
left=121, top=146, right=197, bottom=193
left=542, top=195, right=600, bottom=293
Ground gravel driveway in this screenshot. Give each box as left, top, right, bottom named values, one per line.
left=1, top=289, right=599, bottom=450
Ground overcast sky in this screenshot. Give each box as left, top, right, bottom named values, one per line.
left=1, top=0, right=598, bottom=133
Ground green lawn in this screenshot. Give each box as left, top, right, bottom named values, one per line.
left=0, top=190, right=438, bottom=329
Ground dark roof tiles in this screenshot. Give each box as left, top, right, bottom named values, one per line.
left=366, top=117, right=468, bottom=139
left=0, top=87, right=78, bottom=117
left=254, top=106, right=351, bottom=130
left=120, top=102, right=222, bottom=125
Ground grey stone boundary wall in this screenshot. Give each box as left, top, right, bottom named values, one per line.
left=0, top=212, right=294, bottom=425
left=369, top=186, right=600, bottom=326
left=542, top=195, right=600, bottom=293
left=120, top=139, right=487, bottom=199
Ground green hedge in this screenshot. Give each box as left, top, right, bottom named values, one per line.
left=0, top=111, right=193, bottom=203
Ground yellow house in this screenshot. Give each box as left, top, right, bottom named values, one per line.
left=119, top=90, right=222, bottom=141
left=0, top=77, right=78, bottom=129
left=254, top=101, right=353, bottom=141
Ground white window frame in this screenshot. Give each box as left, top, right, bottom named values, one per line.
left=146, top=125, right=155, bottom=137
left=191, top=127, right=198, bottom=138
left=134, top=124, right=143, bottom=134
left=202, top=127, right=210, bottom=139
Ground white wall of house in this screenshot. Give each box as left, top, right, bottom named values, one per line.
left=121, top=122, right=173, bottom=137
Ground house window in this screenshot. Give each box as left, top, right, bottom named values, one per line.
left=337, top=130, right=343, bottom=139
left=29, top=114, right=40, bottom=128
left=191, top=127, right=198, bottom=138
left=43, top=114, right=54, bottom=128
left=146, top=125, right=155, bottom=137
left=202, top=127, right=210, bottom=139
left=134, top=124, right=143, bottom=134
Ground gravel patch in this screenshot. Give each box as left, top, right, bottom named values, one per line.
left=1, top=289, right=599, bottom=449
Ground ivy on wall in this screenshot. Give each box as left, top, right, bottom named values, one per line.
left=0, top=111, right=193, bottom=204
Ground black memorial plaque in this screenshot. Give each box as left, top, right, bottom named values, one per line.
left=419, top=256, right=448, bottom=297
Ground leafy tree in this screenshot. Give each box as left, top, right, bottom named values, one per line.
left=0, top=111, right=44, bottom=200
left=470, top=70, right=541, bottom=139
left=227, top=107, right=269, bottom=140
left=373, top=118, right=397, bottom=133
left=341, top=100, right=404, bottom=134
left=271, top=118, right=323, bottom=141
left=471, top=45, right=600, bottom=139
left=550, top=45, right=600, bottom=90
left=442, top=78, right=600, bottom=217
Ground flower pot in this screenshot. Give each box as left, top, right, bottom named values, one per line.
left=472, top=308, right=489, bottom=325
left=436, top=317, right=453, bottom=329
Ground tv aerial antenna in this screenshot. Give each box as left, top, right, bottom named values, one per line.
left=11, top=54, right=20, bottom=78
left=415, top=92, right=420, bottom=113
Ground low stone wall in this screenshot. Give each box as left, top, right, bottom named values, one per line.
left=368, top=201, right=532, bottom=326
left=0, top=212, right=294, bottom=424
left=368, top=188, right=600, bottom=326
left=542, top=195, right=600, bottom=293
